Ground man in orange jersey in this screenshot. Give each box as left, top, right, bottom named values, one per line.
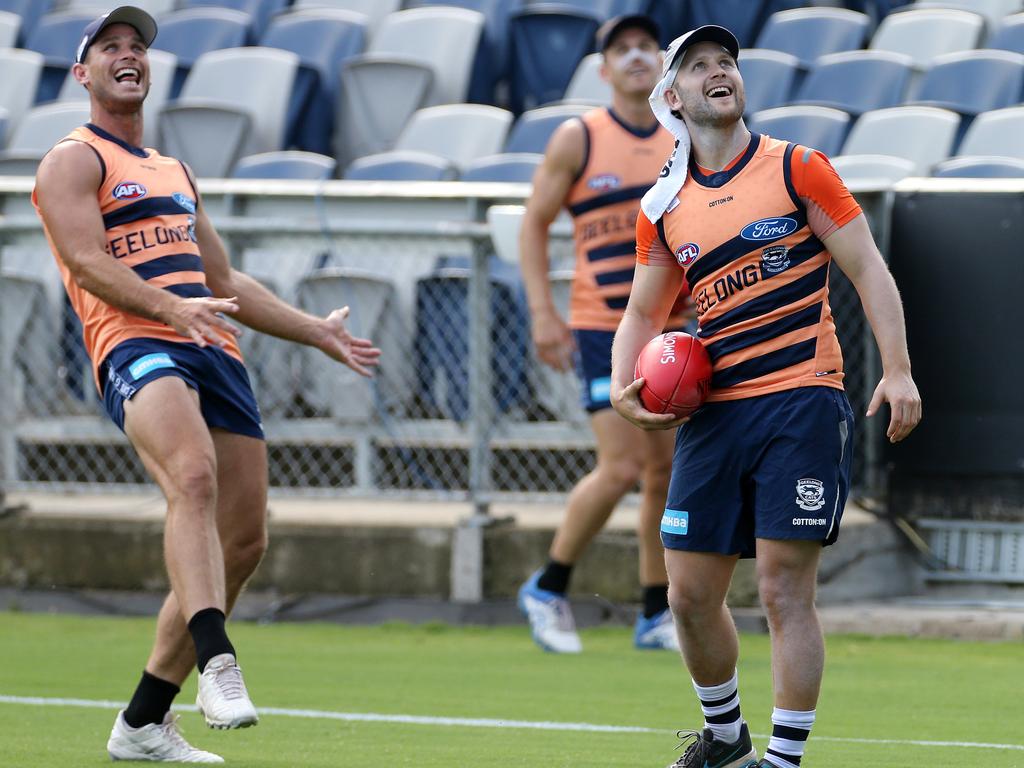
left=33, top=7, right=380, bottom=763
left=518, top=15, right=688, bottom=654
left=609, top=26, right=921, bottom=768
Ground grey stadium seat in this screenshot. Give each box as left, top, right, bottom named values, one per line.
left=65, top=0, right=178, bottom=13
left=291, top=0, right=399, bottom=34
left=0, top=48, right=43, bottom=139
left=840, top=105, right=961, bottom=175
left=869, top=8, right=985, bottom=70
left=394, top=105, right=513, bottom=171
left=0, top=102, right=92, bottom=176
left=232, top=151, right=337, bottom=180
left=0, top=10, right=19, bottom=48
left=829, top=154, right=916, bottom=184
left=563, top=53, right=611, bottom=104
left=747, top=105, right=851, bottom=157
left=931, top=155, right=1024, bottom=177
left=955, top=106, right=1024, bottom=159
left=343, top=150, right=457, bottom=181
left=739, top=49, right=802, bottom=117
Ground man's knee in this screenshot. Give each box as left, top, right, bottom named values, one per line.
left=668, top=580, right=721, bottom=624
left=166, top=455, right=218, bottom=510
left=597, top=456, right=643, bottom=495
left=224, top=529, right=268, bottom=585
left=757, top=569, right=816, bottom=623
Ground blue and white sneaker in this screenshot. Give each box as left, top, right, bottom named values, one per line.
left=517, top=569, right=582, bottom=653
left=635, top=608, right=680, bottom=651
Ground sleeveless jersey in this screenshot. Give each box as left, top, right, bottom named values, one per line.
left=636, top=133, right=862, bottom=402
left=32, top=123, right=242, bottom=388
left=564, top=108, right=682, bottom=331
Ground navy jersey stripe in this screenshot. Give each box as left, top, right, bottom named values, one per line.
left=568, top=185, right=648, bottom=217
left=704, top=302, right=822, bottom=362
left=594, top=266, right=635, bottom=286
left=700, top=263, right=829, bottom=338
left=103, top=197, right=193, bottom=230
left=586, top=240, right=635, bottom=262
left=605, top=295, right=629, bottom=310
left=711, top=337, right=817, bottom=389
left=164, top=283, right=212, bottom=298
left=686, top=208, right=808, bottom=287
left=133, top=253, right=204, bottom=281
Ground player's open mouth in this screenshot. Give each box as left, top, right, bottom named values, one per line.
left=114, top=67, right=141, bottom=84
left=706, top=85, right=732, bottom=98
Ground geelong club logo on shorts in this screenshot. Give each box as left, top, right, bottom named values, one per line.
left=795, top=478, right=826, bottom=511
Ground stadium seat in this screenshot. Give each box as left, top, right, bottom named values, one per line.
left=65, top=0, right=177, bottom=14
left=394, top=105, right=514, bottom=171
left=869, top=8, right=984, bottom=69
left=0, top=49, right=44, bottom=139
left=343, top=151, right=457, bottom=181
left=841, top=105, right=960, bottom=174
left=56, top=49, right=177, bottom=148
left=487, top=204, right=525, bottom=264
left=830, top=154, right=916, bottom=183
left=747, top=106, right=851, bottom=157
left=956, top=106, right=1024, bottom=159
left=180, top=0, right=289, bottom=41
left=738, top=49, right=801, bottom=117
left=0, top=0, right=54, bottom=46
left=0, top=10, right=19, bottom=48
left=793, top=50, right=914, bottom=116
left=260, top=9, right=368, bottom=155
left=504, top=103, right=592, bottom=154
left=153, top=8, right=251, bottom=98
left=687, top=0, right=770, bottom=48
left=931, top=155, right=1024, bottom=177
left=911, top=50, right=1024, bottom=117
left=508, top=5, right=601, bottom=113
left=988, top=12, right=1024, bottom=54
left=461, top=153, right=541, bottom=182
left=297, top=268, right=411, bottom=422
left=23, top=11, right=94, bottom=103
left=563, top=53, right=611, bottom=105
left=903, top=0, right=1024, bottom=32
left=161, top=47, right=299, bottom=177
left=0, top=102, right=90, bottom=175
left=754, top=8, right=871, bottom=68
left=233, top=151, right=337, bottom=180
left=291, top=0, right=401, bottom=34
left=524, top=0, right=647, bottom=19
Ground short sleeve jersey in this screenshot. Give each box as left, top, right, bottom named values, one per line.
left=32, top=124, right=242, bottom=390
left=636, top=132, right=861, bottom=402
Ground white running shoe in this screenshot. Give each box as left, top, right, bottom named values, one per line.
left=634, top=608, right=681, bottom=651
left=517, top=569, right=583, bottom=654
left=196, top=653, right=259, bottom=730
left=107, top=710, right=224, bottom=763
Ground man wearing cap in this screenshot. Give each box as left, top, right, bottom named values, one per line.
left=610, top=24, right=921, bottom=768
left=517, top=14, right=693, bottom=654
left=33, top=6, right=380, bottom=762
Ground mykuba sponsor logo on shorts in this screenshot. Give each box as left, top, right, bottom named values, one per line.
left=661, top=509, right=689, bottom=535
left=128, top=353, right=176, bottom=380
left=113, top=182, right=147, bottom=200
left=740, top=216, right=798, bottom=242
left=795, top=478, right=826, bottom=512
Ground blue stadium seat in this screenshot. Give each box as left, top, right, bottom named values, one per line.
left=261, top=10, right=367, bottom=155
left=686, top=0, right=769, bottom=48
left=180, top=0, right=288, bottom=41
left=343, top=151, right=458, bottom=181
left=912, top=50, right=1024, bottom=117
left=747, top=105, right=852, bottom=157
left=153, top=8, right=251, bottom=97
left=754, top=8, right=870, bottom=68
left=793, top=50, right=913, bottom=116
left=23, top=11, right=93, bottom=103
left=989, top=12, right=1024, bottom=54
left=504, top=103, right=592, bottom=154
left=523, top=0, right=647, bottom=21
left=931, top=155, right=1024, bottom=177
left=739, top=49, right=801, bottom=117
left=233, top=151, right=337, bottom=180
left=0, top=0, right=54, bottom=46
left=645, top=0, right=687, bottom=48
left=414, top=256, right=530, bottom=421
left=844, top=0, right=908, bottom=26
left=508, top=5, right=600, bottom=113
left=460, top=153, right=541, bottom=182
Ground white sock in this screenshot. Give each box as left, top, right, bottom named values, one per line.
left=692, top=670, right=743, bottom=744
left=766, top=707, right=816, bottom=767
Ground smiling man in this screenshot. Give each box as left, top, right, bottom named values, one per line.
left=33, top=6, right=380, bottom=762
left=608, top=25, right=922, bottom=768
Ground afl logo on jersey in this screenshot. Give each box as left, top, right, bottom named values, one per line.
left=587, top=174, right=621, bottom=191
left=113, top=182, right=147, bottom=200
left=675, top=242, right=700, bottom=267
left=740, top=216, right=798, bottom=242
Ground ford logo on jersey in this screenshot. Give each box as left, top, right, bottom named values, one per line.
left=740, top=216, right=798, bottom=242
left=113, top=182, right=147, bottom=200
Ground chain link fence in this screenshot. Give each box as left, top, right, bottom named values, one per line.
left=0, top=181, right=887, bottom=505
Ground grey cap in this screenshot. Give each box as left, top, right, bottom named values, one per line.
left=597, top=14, right=660, bottom=52
left=663, top=24, right=740, bottom=76
left=76, top=6, right=158, bottom=64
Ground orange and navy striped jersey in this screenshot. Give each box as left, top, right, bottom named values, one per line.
left=565, top=108, right=687, bottom=331
left=636, top=133, right=861, bottom=402
left=32, top=123, right=242, bottom=388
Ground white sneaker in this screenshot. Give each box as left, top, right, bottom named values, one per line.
left=634, top=608, right=681, bottom=651
left=517, top=570, right=583, bottom=654
left=196, top=653, right=259, bottom=730
left=107, top=710, right=224, bottom=763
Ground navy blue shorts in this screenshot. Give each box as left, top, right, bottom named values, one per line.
left=101, top=338, right=264, bottom=440
left=572, top=329, right=614, bottom=413
left=661, top=387, right=854, bottom=557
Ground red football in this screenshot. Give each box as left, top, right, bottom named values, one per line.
left=634, top=332, right=712, bottom=418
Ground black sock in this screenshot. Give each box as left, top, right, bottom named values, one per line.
left=536, top=560, right=573, bottom=594
left=187, top=607, right=235, bottom=673
left=642, top=584, right=670, bottom=619
left=123, top=671, right=180, bottom=728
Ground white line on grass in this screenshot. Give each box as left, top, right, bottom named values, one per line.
left=2, top=694, right=1023, bottom=752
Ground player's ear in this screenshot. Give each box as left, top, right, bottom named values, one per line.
left=72, top=62, right=90, bottom=87
left=598, top=57, right=612, bottom=84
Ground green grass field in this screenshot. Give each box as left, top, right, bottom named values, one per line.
left=0, top=612, right=1021, bottom=767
